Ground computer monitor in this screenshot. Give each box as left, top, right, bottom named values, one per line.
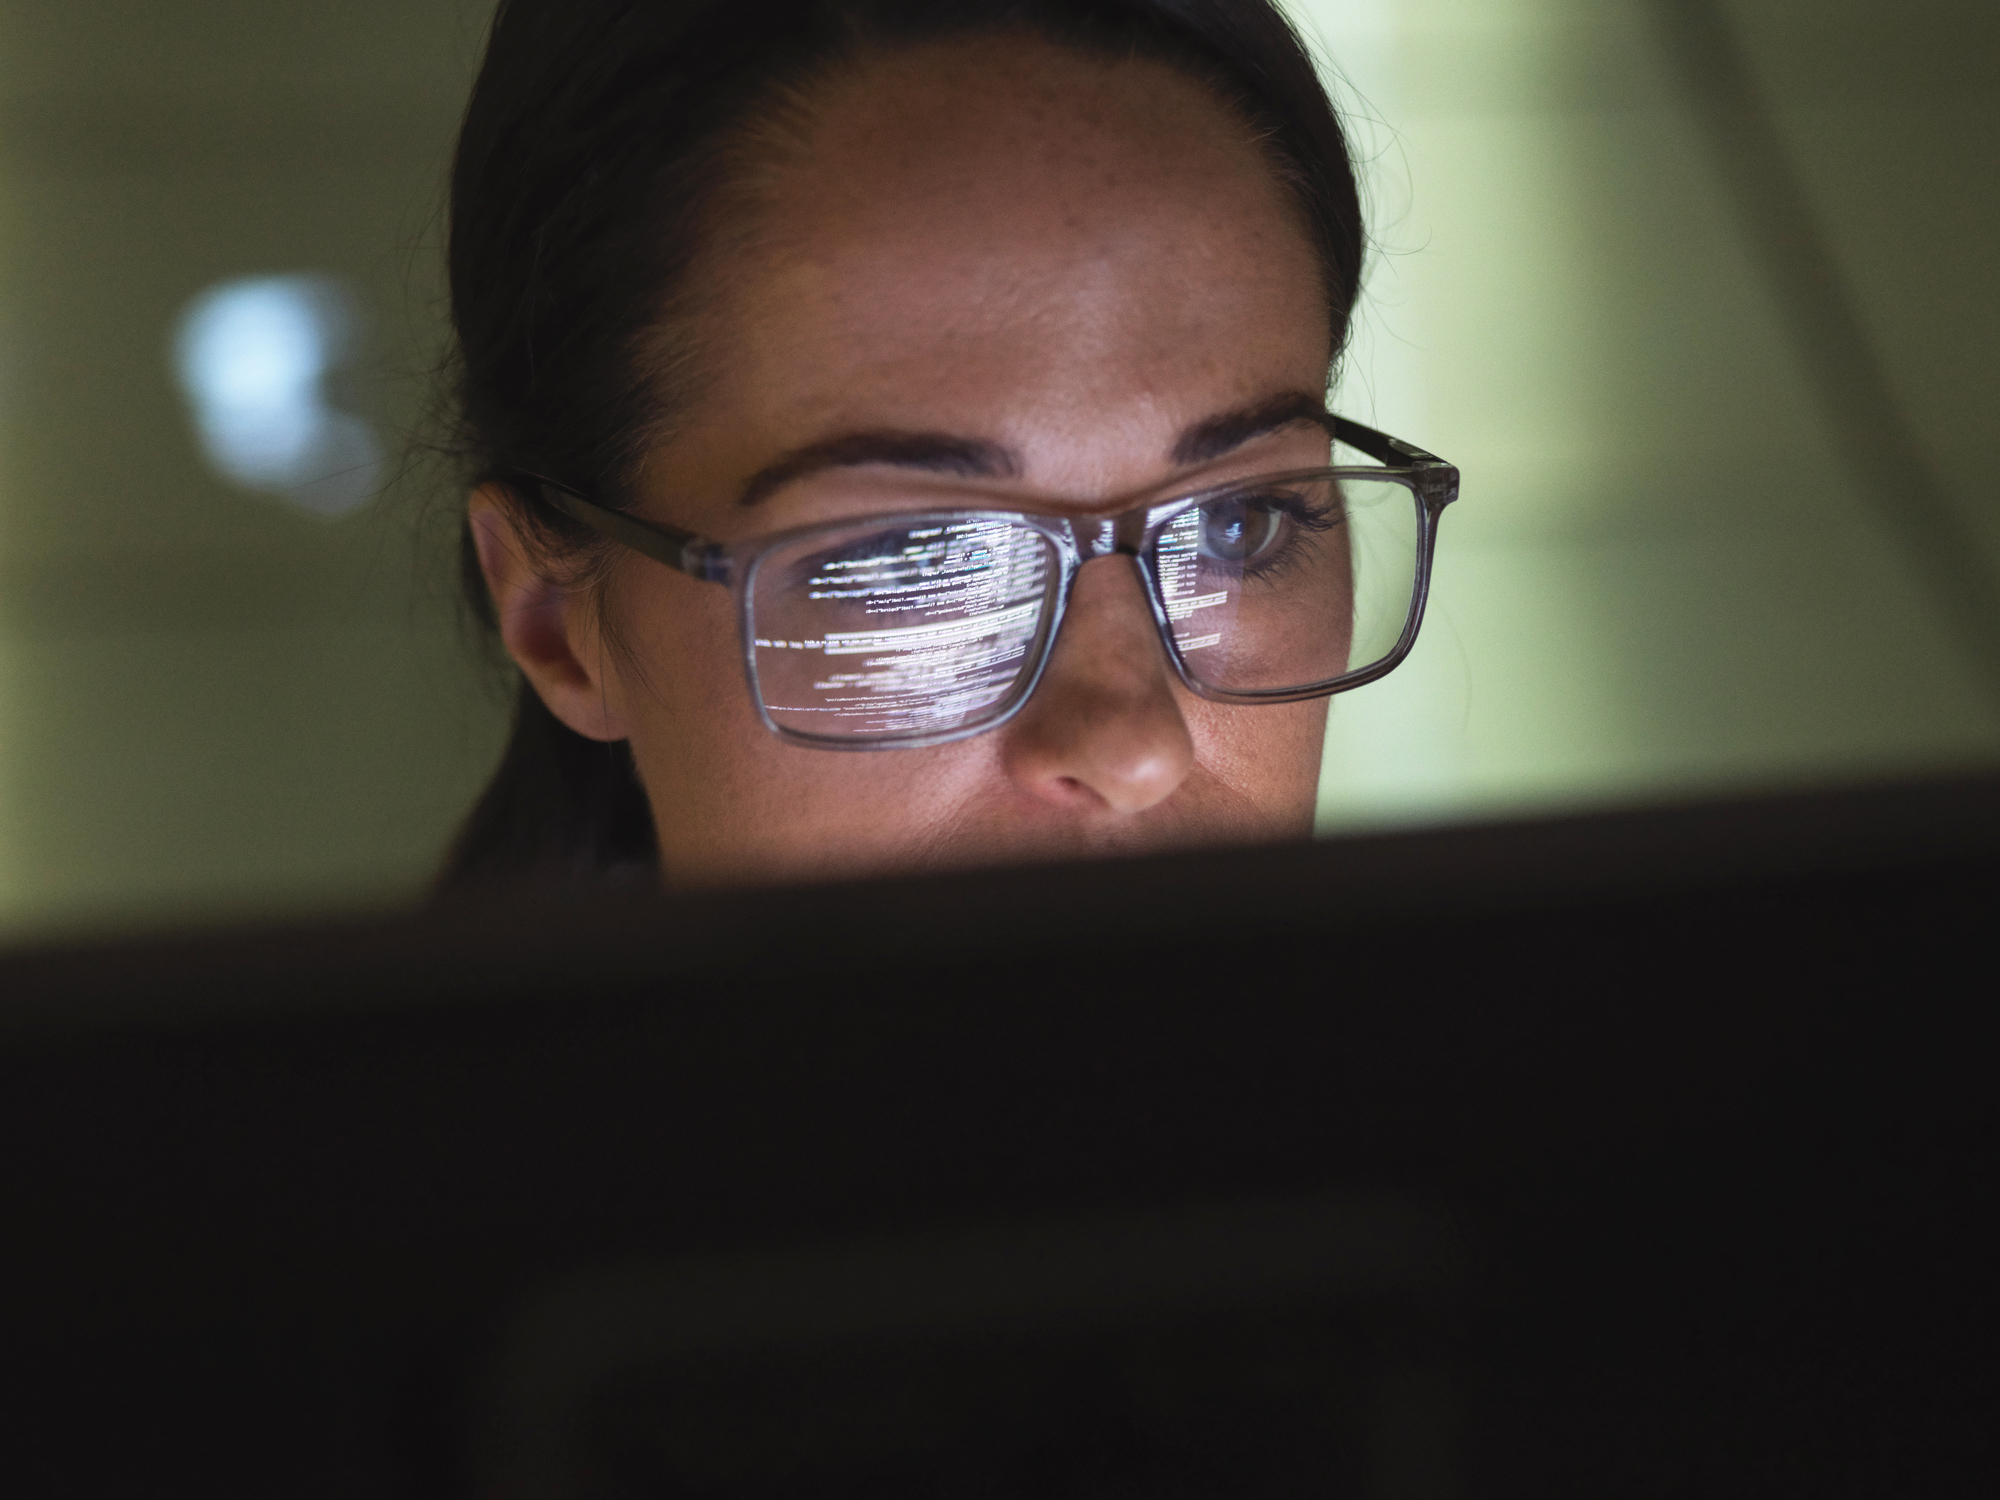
left=3, top=772, right=1994, bottom=1496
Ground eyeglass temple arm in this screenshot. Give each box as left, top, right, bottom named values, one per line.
left=534, top=479, right=732, bottom=585
left=1331, top=416, right=1459, bottom=511
left=1331, top=415, right=1442, bottom=467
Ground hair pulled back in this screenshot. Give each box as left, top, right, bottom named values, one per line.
left=439, top=0, right=1364, bottom=889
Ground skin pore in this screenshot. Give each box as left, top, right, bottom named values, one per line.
left=473, top=32, right=1338, bottom=886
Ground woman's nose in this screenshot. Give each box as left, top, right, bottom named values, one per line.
left=999, top=554, right=1196, bottom=814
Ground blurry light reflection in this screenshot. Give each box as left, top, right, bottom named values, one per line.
left=173, top=274, right=383, bottom=516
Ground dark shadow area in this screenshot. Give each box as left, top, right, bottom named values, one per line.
left=2, top=772, right=1996, bottom=1496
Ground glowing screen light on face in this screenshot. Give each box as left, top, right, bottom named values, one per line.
left=172, top=273, right=384, bottom=516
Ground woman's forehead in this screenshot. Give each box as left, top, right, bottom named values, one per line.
left=779, top=36, right=1264, bottom=199
left=737, top=35, right=1306, bottom=285
left=672, top=36, right=1330, bottom=515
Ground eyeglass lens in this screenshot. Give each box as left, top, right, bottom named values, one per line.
left=746, top=476, right=1421, bottom=744
left=1151, top=474, right=1419, bottom=695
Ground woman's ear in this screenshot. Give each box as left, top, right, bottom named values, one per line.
left=468, top=485, right=629, bottom=742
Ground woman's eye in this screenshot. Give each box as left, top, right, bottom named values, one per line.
left=1195, top=498, right=1285, bottom=564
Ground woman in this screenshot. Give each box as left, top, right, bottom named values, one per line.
left=441, top=0, right=1457, bottom=889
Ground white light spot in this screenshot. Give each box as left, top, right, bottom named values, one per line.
left=173, top=274, right=383, bottom=516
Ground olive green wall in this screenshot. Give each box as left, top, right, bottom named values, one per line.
left=0, top=0, right=1994, bottom=938
left=0, top=1, right=506, bottom=936
left=1300, top=0, right=2000, bottom=829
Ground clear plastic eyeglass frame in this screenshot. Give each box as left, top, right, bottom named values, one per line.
left=533, top=415, right=1458, bottom=751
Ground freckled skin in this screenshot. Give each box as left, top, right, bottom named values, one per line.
left=473, top=35, right=1337, bottom=887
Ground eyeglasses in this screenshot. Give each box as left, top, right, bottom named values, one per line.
left=536, top=416, right=1458, bottom=751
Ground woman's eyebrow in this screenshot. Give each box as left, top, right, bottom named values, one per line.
left=737, top=432, right=1020, bottom=507
left=736, top=392, right=1333, bottom=507
left=1171, top=391, right=1338, bottom=465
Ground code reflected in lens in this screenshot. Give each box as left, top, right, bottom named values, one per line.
left=1152, top=476, right=1420, bottom=694
left=751, top=520, right=1056, bottom=742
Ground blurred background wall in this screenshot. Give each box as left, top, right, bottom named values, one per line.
left=0, top=0, right=503, bottom=937
left=0, top=0, right=1994, bottom=939
left=1308, top=0, right=2000, bottom=829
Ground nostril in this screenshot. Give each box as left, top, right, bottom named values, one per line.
left=1045, top=774, right=1108, bottom=810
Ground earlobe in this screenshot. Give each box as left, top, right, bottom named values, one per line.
left=468, top=485, right=629, bottom=743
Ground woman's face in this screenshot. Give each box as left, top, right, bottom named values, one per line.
left=478, top=34, right=1337, bottom=886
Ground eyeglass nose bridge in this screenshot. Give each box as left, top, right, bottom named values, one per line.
left=1066, top=510, right=1148, bottom=560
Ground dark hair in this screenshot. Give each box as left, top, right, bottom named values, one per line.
left=437, top=0, right=1365, bottom=890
